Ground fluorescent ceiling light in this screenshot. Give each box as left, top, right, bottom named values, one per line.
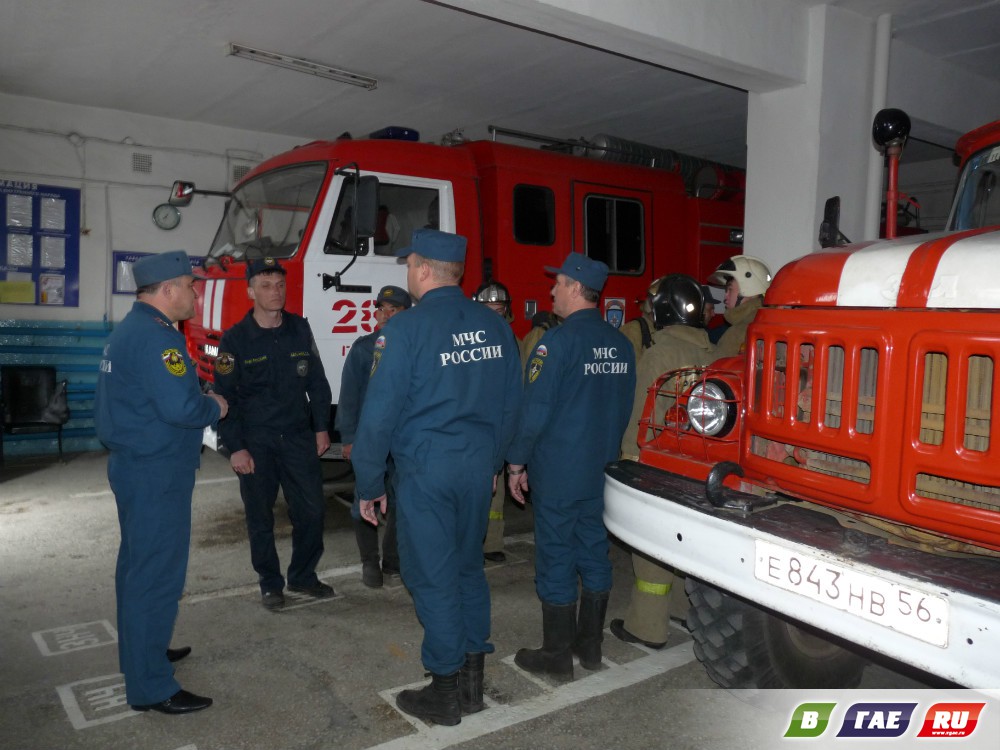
left=228, top=43, right=377, bottom=90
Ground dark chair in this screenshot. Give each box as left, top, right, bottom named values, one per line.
left=1, top=366, right=70, bottom=464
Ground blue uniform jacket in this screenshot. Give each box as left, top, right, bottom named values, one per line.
left=214, top=310, right=332, bottom=452
left=334, top=328, right=378, bottom=445
left=96, top=301, right=220, bottom=466
left=351, top=285, right=523, bottom=500
left=506, top=307, right=635, bottom=498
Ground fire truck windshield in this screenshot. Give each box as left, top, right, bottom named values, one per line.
left=207, top=162, right=327, bottom=265
left=948, top=145, right=1000, bottom=231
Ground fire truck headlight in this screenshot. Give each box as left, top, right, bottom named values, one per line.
left=688, top=380, right=735, bottom=437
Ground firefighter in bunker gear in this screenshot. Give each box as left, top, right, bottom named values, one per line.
left=708, top=255, right=772, bottom=359
left=614, top=275, right=716, bottom=647
left=474, top=279, right=516, bottom=563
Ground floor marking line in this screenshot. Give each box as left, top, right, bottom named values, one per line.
left=366, top=641, right=697, bottom=750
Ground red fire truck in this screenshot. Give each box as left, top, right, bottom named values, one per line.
left=170, top=128, right=744, bottom=444
left=604, top=111, right=1000, bottom=688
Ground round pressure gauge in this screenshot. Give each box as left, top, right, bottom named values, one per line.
left=152, top=203, right=181, bottom=230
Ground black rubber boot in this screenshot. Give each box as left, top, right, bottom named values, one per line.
left=514, top=601, right=576, bottom=680
left=396, top=671, right=461, bottom=726
left=459, top=652, right=485, bottom=714
left=572, top=589, right=610, bottom=670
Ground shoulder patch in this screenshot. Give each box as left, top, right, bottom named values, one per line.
left=215, top=352, right=235, bottom=375
left=162, top=348, right=187, bottom=377
left=528, top=356, right=544, bottom=383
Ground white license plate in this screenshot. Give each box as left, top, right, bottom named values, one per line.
left=754, top=539, right=950, bottom=647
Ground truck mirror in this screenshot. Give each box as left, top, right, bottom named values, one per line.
left=819, top=196, right=842, bottom=248
left=169, top=180, right=196, bottom=207
left=353, top=175, right=379, bottom=239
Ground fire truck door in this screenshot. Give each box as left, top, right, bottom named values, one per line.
left=301, top=173, right=454, bottom=402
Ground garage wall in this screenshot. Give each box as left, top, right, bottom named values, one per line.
left=0, top=93, right=303, bottom=324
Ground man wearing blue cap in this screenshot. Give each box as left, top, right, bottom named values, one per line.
left=336, top=284, right=412, bottom=588
left=351, top=229, right=522, bottom=726
left=96, top=250, right=228, bottom=714
left=213, top=257, right=334, bottom=610
left=506, top=251, right=635, bottom=681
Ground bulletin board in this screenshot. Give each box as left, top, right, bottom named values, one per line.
left=0, top=181, right=81, bottom=306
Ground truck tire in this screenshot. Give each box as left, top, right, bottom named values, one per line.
left=685, top=577, right=866, bottom=688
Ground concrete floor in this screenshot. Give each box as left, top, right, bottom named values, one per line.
left=0, top=450, right=957, bottom=750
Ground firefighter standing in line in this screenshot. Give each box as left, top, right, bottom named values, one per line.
left=96, top=250, right=227, bottom=714
left=474, top=279, right=516, bottom=563
left=336, top=284, right=411, bottom=588
left=506, top=252, right=635, bottom=681
left=619, top=279, right=659, bottom=358
left=351, top=229, right=523, bottom=726
left=709, top=255, right=772, bottom=358
left=213, top=257, right=335, bottom=610
left=613, top=275, right=716, bottom=649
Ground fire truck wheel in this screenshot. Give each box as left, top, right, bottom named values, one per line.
left=685, top=577, right=865, bottom=689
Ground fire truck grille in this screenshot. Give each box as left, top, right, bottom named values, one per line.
left=916, top=473, right=1000, bottom=513
left=750, top=436, right=871, bottom=484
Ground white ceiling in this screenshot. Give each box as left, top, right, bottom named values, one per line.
left=1, top=0, right=998, bottom=168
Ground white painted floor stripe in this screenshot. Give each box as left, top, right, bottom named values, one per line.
left=368, top=640, right=697, bottom=750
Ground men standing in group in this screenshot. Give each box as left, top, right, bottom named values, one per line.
left=336, top=284, right=411, bottom=588
left=708, top=255, right=772, bottom=358
left=351, top=229, right=522, bottom=726
left=96, top=251, right=227, bottom=714
left=613, top=274, right=715, bottom=649
left=214, top=257, right=334, bottom=610
left=506, top=252, right=635, bottom=681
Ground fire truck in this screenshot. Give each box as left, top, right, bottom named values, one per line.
left=604, top=110, right=1000, bottom=688
left=170, top=127, right=744, bottom=445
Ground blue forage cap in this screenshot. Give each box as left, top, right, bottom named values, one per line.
left=133, top=250, right=202, bottom=287
left=395, top=228, right=467, bottom=263
left=246, top=256, right=286, bottom=281
left=545, top=252, right=609, bottom=292
left=376, top=285, right=412, bottom=309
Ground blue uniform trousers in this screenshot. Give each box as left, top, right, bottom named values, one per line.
left=532, top=483, right=612, bottom=605
left=109, top=454, right=194, bottom=705
left=395, top=458, right=494, bottom=675
left=237, top=430, right=325, bottom=593
left=352, top=459, right=399, bottom=568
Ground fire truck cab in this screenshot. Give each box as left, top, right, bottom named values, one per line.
left=604, top=112, right=1000, bottom=689
left=176, top=129, right=744, bottom=450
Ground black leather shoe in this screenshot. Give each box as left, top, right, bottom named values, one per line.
left=261, top=590, right=285, bottom=610
left=288, top=581, right=335, bottom=598
left=166, top=646, right=191, bottom=663
left=483, top=551, right=506, bottom=563
left=610, top=618, right=666, bottom=650
left=131, top=688, right=212, bottom=714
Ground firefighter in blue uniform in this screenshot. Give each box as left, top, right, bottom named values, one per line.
left=213, top=257, right=334, bottom=609
left=96, top=250, right=226, bottom=714
left=335, top=284, right=412, bottom=588
left=507, top=252, right=635, bottom=681
left=351, top=229, right=522, bottom=726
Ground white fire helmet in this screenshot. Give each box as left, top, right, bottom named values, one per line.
left=707, top=255, right=772, bottom=298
